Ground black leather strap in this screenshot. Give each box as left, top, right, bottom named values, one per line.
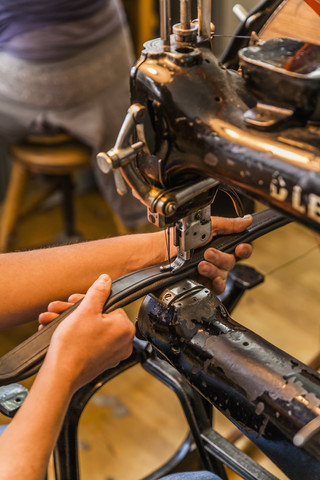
left=0, top=208, right=290, bottom=385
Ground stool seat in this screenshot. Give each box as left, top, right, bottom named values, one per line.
left=0, top=133, right=92, bottom=252
left=10, top=134, right=92, bottom=174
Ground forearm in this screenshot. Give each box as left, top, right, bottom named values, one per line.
left=0, top=231, right=167, bottom=328
left=0, top=274, right=136, bottom=480
left=0, top=359, right=73, bottom=480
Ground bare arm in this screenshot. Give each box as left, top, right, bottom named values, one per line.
left=0, top=231, right=167, bottom=328
left=0, top=216, right=253, bottom=479
left=0, top=275, right=135, bottom=480
left=0, top=215, right=252, bottom=329
left=39, top=216, right=253, bottom=327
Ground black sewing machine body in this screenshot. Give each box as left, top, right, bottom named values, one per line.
left=123, top=14, right=320, bottom=479
left=137, top=279, right=320, bottom=480
left=129, top=36, right=320, bottom=233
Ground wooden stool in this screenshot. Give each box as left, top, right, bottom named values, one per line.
left=0, top=133, right=92, bottom=252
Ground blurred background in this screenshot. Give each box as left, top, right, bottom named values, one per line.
left=0, top=1, right=319, bottom=479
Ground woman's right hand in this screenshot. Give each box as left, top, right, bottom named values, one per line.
left=42, top=274, right=136, bottom=393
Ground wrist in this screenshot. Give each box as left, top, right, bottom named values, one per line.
left=40, top=350, right=77, bottom=398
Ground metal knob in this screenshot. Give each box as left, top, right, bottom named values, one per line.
left=96, top=152, right=112, bottom=174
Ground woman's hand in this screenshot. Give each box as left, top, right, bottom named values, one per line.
left=38, top=293, right=84, bottom=330
left=44, top=274, right=135, bottom=393
left=197, top=215, right=253, bottom=294
left=38, top=215, right=253, bottom=329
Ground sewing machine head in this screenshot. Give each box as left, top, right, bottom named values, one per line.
left=97, top=0, right=320, bottom=249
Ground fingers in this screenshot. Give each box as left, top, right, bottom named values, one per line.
left=40, top=312, right=59, bottom=322
left=211, top=276, right=227, bottom=296
left=198, top=249, right=232, bottom=295
left=197, top=242, right=253, bottom=295
left=38, top=312, right=60, bottom=329
left=235, top=243, right=252, bottom=259
left=38, top=273, right=109, bottom=331
left=38, top=294, right=85, bottom=329
left=211, top=215, right=252, bottom=236
left=48, top=300, right=74, bottom=314
left=106, top=308, right=136, bottom=355
left=38, top=300, right=77, bottom=327
left=68, top=293, right=85, bottom=303
left=202, top=243, right=253, bottom=268
left=198, top=260, right=228, bottom=295
left=78, top=273, right=111, bottom=315
left=203, top=248, right=236, bottom=271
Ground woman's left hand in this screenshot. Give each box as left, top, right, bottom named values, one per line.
left=197, top=215, right=253, bottom=294
left=38, top=293, right=84, bottom=329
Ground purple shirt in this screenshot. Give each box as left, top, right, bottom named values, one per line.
left=0, top=0, right=125, bottom=60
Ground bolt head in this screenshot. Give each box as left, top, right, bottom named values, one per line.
left=165, top=202, right=177, bottom=215
left=96, top=152, right=112, bottom=174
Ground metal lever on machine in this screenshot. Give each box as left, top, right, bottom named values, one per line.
left=197, top=0, right=212, bottom=39
left=96, top=103, right=218, bottom=270
left=97, top=142, right=144, bottom=195
left=96, top=104, right=146, bottom=195
left=96, top=104, right=220, bottom=259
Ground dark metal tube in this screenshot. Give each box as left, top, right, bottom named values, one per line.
left=180, top=0, right=191, bottom=28
left=138, top=280, right=320, bottom=480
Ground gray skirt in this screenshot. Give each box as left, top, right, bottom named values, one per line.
left=0, top=25, right=134, bottom=151
left=0, top=24, right=148, bottom=228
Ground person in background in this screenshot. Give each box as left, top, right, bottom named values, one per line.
left=0, top=0, right=147, bottom=231
left=0, top=215, right=252, bottom=480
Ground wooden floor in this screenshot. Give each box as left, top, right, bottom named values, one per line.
left=0, top=176, right=319, bottom=480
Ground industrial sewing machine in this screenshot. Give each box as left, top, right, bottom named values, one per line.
left=97, top=0, right=320, bottom=269
left=0, top=1, right=319, bottom=479
left=94, top=1, right=320, bottom=478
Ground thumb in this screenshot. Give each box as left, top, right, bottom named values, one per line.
left=78, top=274, right=112, bottom=315
left=211, top=215, right=253, bottom=235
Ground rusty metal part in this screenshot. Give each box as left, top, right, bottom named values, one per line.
left=138, top=279, right=320, bottom=480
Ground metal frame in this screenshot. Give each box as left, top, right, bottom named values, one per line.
left=51, top=270, right=283, bottom=480
left=53, top=338, right=280, bottom=480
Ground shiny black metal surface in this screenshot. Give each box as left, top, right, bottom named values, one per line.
left=239, top=38, right=320, bottom=120
left=137, top=279, right=320, bottom=480
left=220, top=0, right=285, bottom=68
left=53, top=337, right=281, bottom=480
left=130, top=39, right=320, bottom=233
